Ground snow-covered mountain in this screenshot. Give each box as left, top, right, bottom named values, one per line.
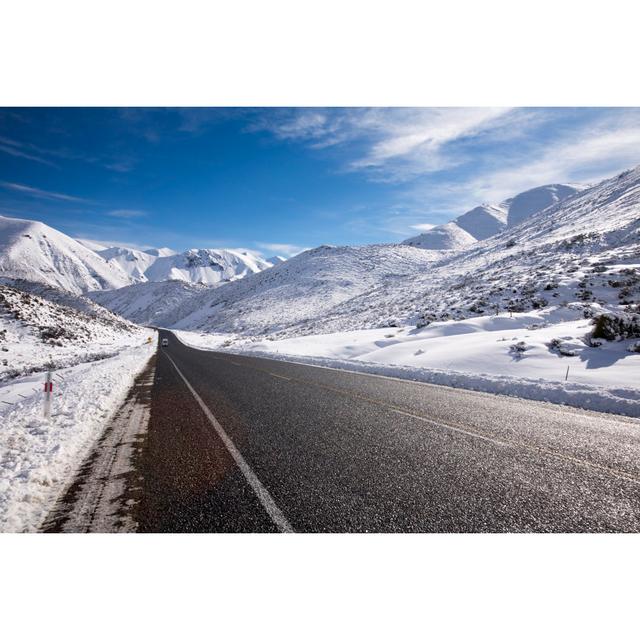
left=95, top=244, right=443, bottom=333
left=83, top=242, right=274, bottom=286
left=506, top=183, right=584, bottom=227
left=0, top=213, right=279, bottom=294
left=0, top=215, right=131, bottom=294
left=335, top=168, right=638, bottom=336
left=97, top=246, right=158, bottom=282
left=168, top=244, right=446, bottom=335
left=265, top=255, right=287, bottom=265
left=143, top=248, right=272, bottom=285
left=405, top=183, right=585, bottom=250
left=403, top=222, right=477, bottom=250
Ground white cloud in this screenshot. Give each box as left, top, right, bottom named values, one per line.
left=105, top=209, right=147, bottom=218
left=0, top=181, right=88, bottom=202
left=350, top=108, right=511, bottom=169
left=256, top=107, right=522, bottom=180
left=0, top=136, right=60, bottom=167
left=467, top=122, right=640, bottom=204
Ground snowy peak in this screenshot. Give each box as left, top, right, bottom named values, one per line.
left=143, top=248, right=272, bottom=285
left=0, top=215, right=279, bottom=292
left=506, top=183, right=584, bottom=227
left=498, top=166, right=640, bottom=247
left=97, top=246, right=157, bottom=282
left=403, top=222, right=477, bottom=251
left=98, top=245, right=275, bottom=285
left=405, top=183, right=585, bottom=251
left=266, top=255, right=287, bottom=266
left=455, top=203, right=508, bottom=240
left=403, top=202, right=508, bottom=250
left=0, top=215, right=131, bottom=294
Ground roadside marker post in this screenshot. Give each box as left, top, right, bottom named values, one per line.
left=565, top=365, right=570, bottom=381
left=43, top=370, right=53, bottom=419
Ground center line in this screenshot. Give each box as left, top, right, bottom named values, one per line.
left=270, top=373, right=291, bottom=381
left=390, top=408, right=509, bottom=447
left=163, top=351, right=294, bottom=533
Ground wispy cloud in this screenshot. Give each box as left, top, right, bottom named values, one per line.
left=0, top=131, right=137, bottom=173
left=256, top=242, right=307, bottom=257
left=103, top=158, right=137, bottom=173
left=0, top=139, right=59, bottom=167
left=0, top=181, right=89, bottom=202
left=105, top=208, right=147, bottom=219
left=467, top=123, right=640, bottom=204
left=253, top=107, right=527, bottom=181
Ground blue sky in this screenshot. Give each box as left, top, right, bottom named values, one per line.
left=1, top=107, right=640, bottom=255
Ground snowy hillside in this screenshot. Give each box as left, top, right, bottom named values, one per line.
left=144, top=248, right=272, bottom=285
left=164, top=244, right=444, bottom=335
left=404, top=183, right=584, bottom=250
left=403, top=222, right=477, bottom=250
left=0, top=215, right=131, bottom=294
left=88, top=280, right=207, bottom=326
left=0, top=282, right=146, bottom=381
left=321, top=167, right=639, bottom=335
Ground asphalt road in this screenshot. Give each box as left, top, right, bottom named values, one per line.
left=133, top=330, right=640, bottom=532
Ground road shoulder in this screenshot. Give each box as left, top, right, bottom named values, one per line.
left=42, top=356, right=156, bottom=533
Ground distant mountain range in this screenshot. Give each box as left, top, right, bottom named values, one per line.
left=0, top=215, right=283, bottom=294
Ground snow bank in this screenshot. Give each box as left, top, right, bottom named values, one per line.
left=0, top=336, right=155, bottom=532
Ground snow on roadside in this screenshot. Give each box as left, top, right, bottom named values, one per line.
left=0, top=336, right=155, bottom=532
left=174, top=307, right=640, bottom=418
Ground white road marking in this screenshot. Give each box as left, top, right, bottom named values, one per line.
left=390, top=408, right=509, bottom=447
left=163, top=351, right=294, bottom=533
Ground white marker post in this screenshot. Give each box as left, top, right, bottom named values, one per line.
left=43, top=370, right=53, bottom=419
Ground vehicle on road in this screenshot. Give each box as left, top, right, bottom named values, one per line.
left=161, top=338, right=169, bottom=347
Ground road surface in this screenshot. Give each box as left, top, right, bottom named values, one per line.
left=47, top=329, right=640, bottom=532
